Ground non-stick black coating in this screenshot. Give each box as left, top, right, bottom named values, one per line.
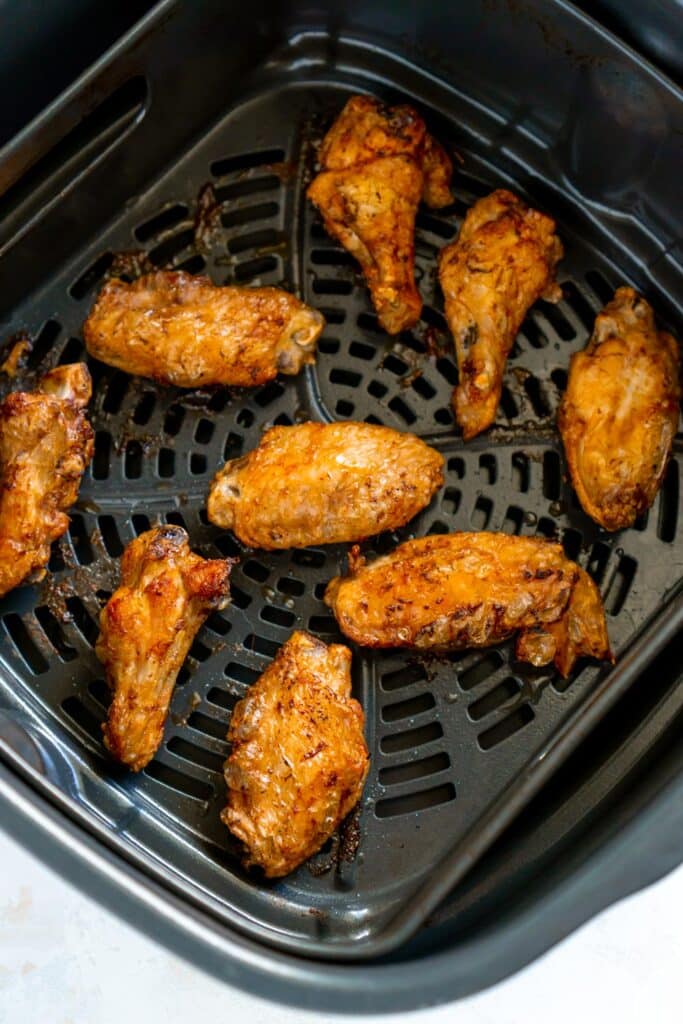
left=0, top=0, right=681, bottom=991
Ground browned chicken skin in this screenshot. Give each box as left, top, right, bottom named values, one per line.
left=439, top=189, right=563, bottom=439
left=308, top=95, right=453, bottom=335
left=422, top=134, right=455, bottom=209
left=516, top=567, right=613, bottom=677
left=83, top=271, right=324, bottom=388
left=207, top=421, right=444, bottom=549
left=559, top=286, right=680, bottom=531
left=223, top=630, right=369, bottom=877
left=325, top=532, right=611, bottom=677
left=0, top=363, right=93, bottom=599
left=96, top=526, right=233, bottom=771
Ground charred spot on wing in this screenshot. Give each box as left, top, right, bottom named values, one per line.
left=459, top=324, right=479, bottom=351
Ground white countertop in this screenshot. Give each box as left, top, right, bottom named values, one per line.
left=0, top=828, right=680, bottom=1024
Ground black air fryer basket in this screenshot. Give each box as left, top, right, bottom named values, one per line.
left=0, top=0, right=682, bottom=1012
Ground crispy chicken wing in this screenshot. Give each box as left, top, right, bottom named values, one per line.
left=438, top=189, right=563, bottom=439
left=207, top=421, right=444, bottom=549
left=559, top=286, right=680, bottom=531
left=325, top=532, right=611, bottom=677
left=422, top=134, right=455, bottom=209
left=96, top=526, right=233, bottom=771
left=83, top=271, right=324, bottom=388
left=516, top=567, right=613, bottom=677
left=307, top=95, right=453, bottom=335
left=222, top=630, right=369, bottom=877
left=0, top=364, right=93, bottom=598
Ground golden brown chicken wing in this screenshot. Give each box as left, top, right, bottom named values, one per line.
left=307, top=95, right=453, bottom=335
left=558, top=286, right=680, bottom=531
left=96, top=526, right=233, bottom=771
left=207, top=420, right=444, bottom=549
left=422, top=134, right=454, bottom=209
left=325, top=532, right=611, bottom=677
left=0, top=363, right=93, bottom=599
left=222, top=630, right=369, bottom=877
left=83, top=270, right=324, bottom=388
left=515, top=567, right=613, bottom=677
left=438, top=189, right=563, bottom=439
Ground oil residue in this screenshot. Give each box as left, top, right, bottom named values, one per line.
left=38, top=532, right=120, bottom=626
left=171, top=690, right=202, bottom=728
left=194, top=183, right=223, bottom=253
left=307, top=804, right=363, bottom=877
left=266, top=160, right=298, bottom=184
left=107, top=250, right=154, bottom=281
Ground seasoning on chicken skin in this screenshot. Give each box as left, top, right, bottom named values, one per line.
left=324, top=532, right=611, bottom=677
left=222, top=630, right=369, bottom=877
left=207, top=420, right=444, bottom=549
left=559, top=286, right=680, bottom=531
left=96, top=526, right=233, bottom=771
left=83, top=270, right=324, bottom=388
left=515, top=567, right=613, bottom=676
left=421, top=134, right=455, bottom=209
left=307, top=95, right=453, bottom=335
left=0, top=363, right=93, bottom=599
left=438, top=189, right=563, bottom=439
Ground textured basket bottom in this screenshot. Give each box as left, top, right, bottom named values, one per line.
left=0, top=32, right=681, bottom=957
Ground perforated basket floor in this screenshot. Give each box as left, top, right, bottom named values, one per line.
left=0, top=34, right=682, bottom=959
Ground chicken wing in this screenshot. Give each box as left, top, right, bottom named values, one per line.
left=222, top=630, right=369, bottom=877
left=516, top=567, right=613, bottom=677
left=96, top=526, right=233, bottom=771
left=0, top=363, right=93, bottom=599
left=207, top=421, right=444, bottom=549
left=307, top=95, right=453, bottom=335
left=558, top=286, right=680, bottom=531
left=422, top=134, right=454, bottom=209
left=438, top=189, right=563, bottom=439
left=325, top=532, right=611, bottom=677
left=83, top=270, right=324, bottom=388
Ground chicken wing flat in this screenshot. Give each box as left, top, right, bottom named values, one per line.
left=222, top=630, right=369, bottom=877
left=207, top=420, right=444, bottom=549
left=96, top=526, right=233, bottom=771
left=0, top=363, right=93, bottom=599
left=307, top=95, right=453, bottom=335
left=438, top=189, right=563, bottom=439
left=559, top=286, right=680, bottom=531
left=325, top=532, right=611, bottom=677
left=83, top=270, right=325, bottom=388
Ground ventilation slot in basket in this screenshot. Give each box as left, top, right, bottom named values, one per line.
left=3, top=615, right=49, bottom=674
left=375, top=783, right=455, bottom=819
left=143, top=760, right=213, bottom=802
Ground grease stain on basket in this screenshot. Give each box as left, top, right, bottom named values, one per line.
left=194, top=183, right=223, bottom=253
left=307, top=805, right=363, bottom=876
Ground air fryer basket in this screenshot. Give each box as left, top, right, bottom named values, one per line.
left=0, top=0, right=682, bottom=1002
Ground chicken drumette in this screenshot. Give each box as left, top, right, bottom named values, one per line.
left=96, top=526, right=233, bottom=771
left=559, top=286, right=680, bottom=531
left=83, top=271, right=324, bottom=388
left=223, top=630, right=369, bottom=877
left=0, top=363, right=94, bottom=599
left=207, top=421, right=444, bottom=549
left=439, top=189, right=563, bottom=439
left=307, top=95, right=453, bottom=334
left=325, top=532, right=611, bottom=677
